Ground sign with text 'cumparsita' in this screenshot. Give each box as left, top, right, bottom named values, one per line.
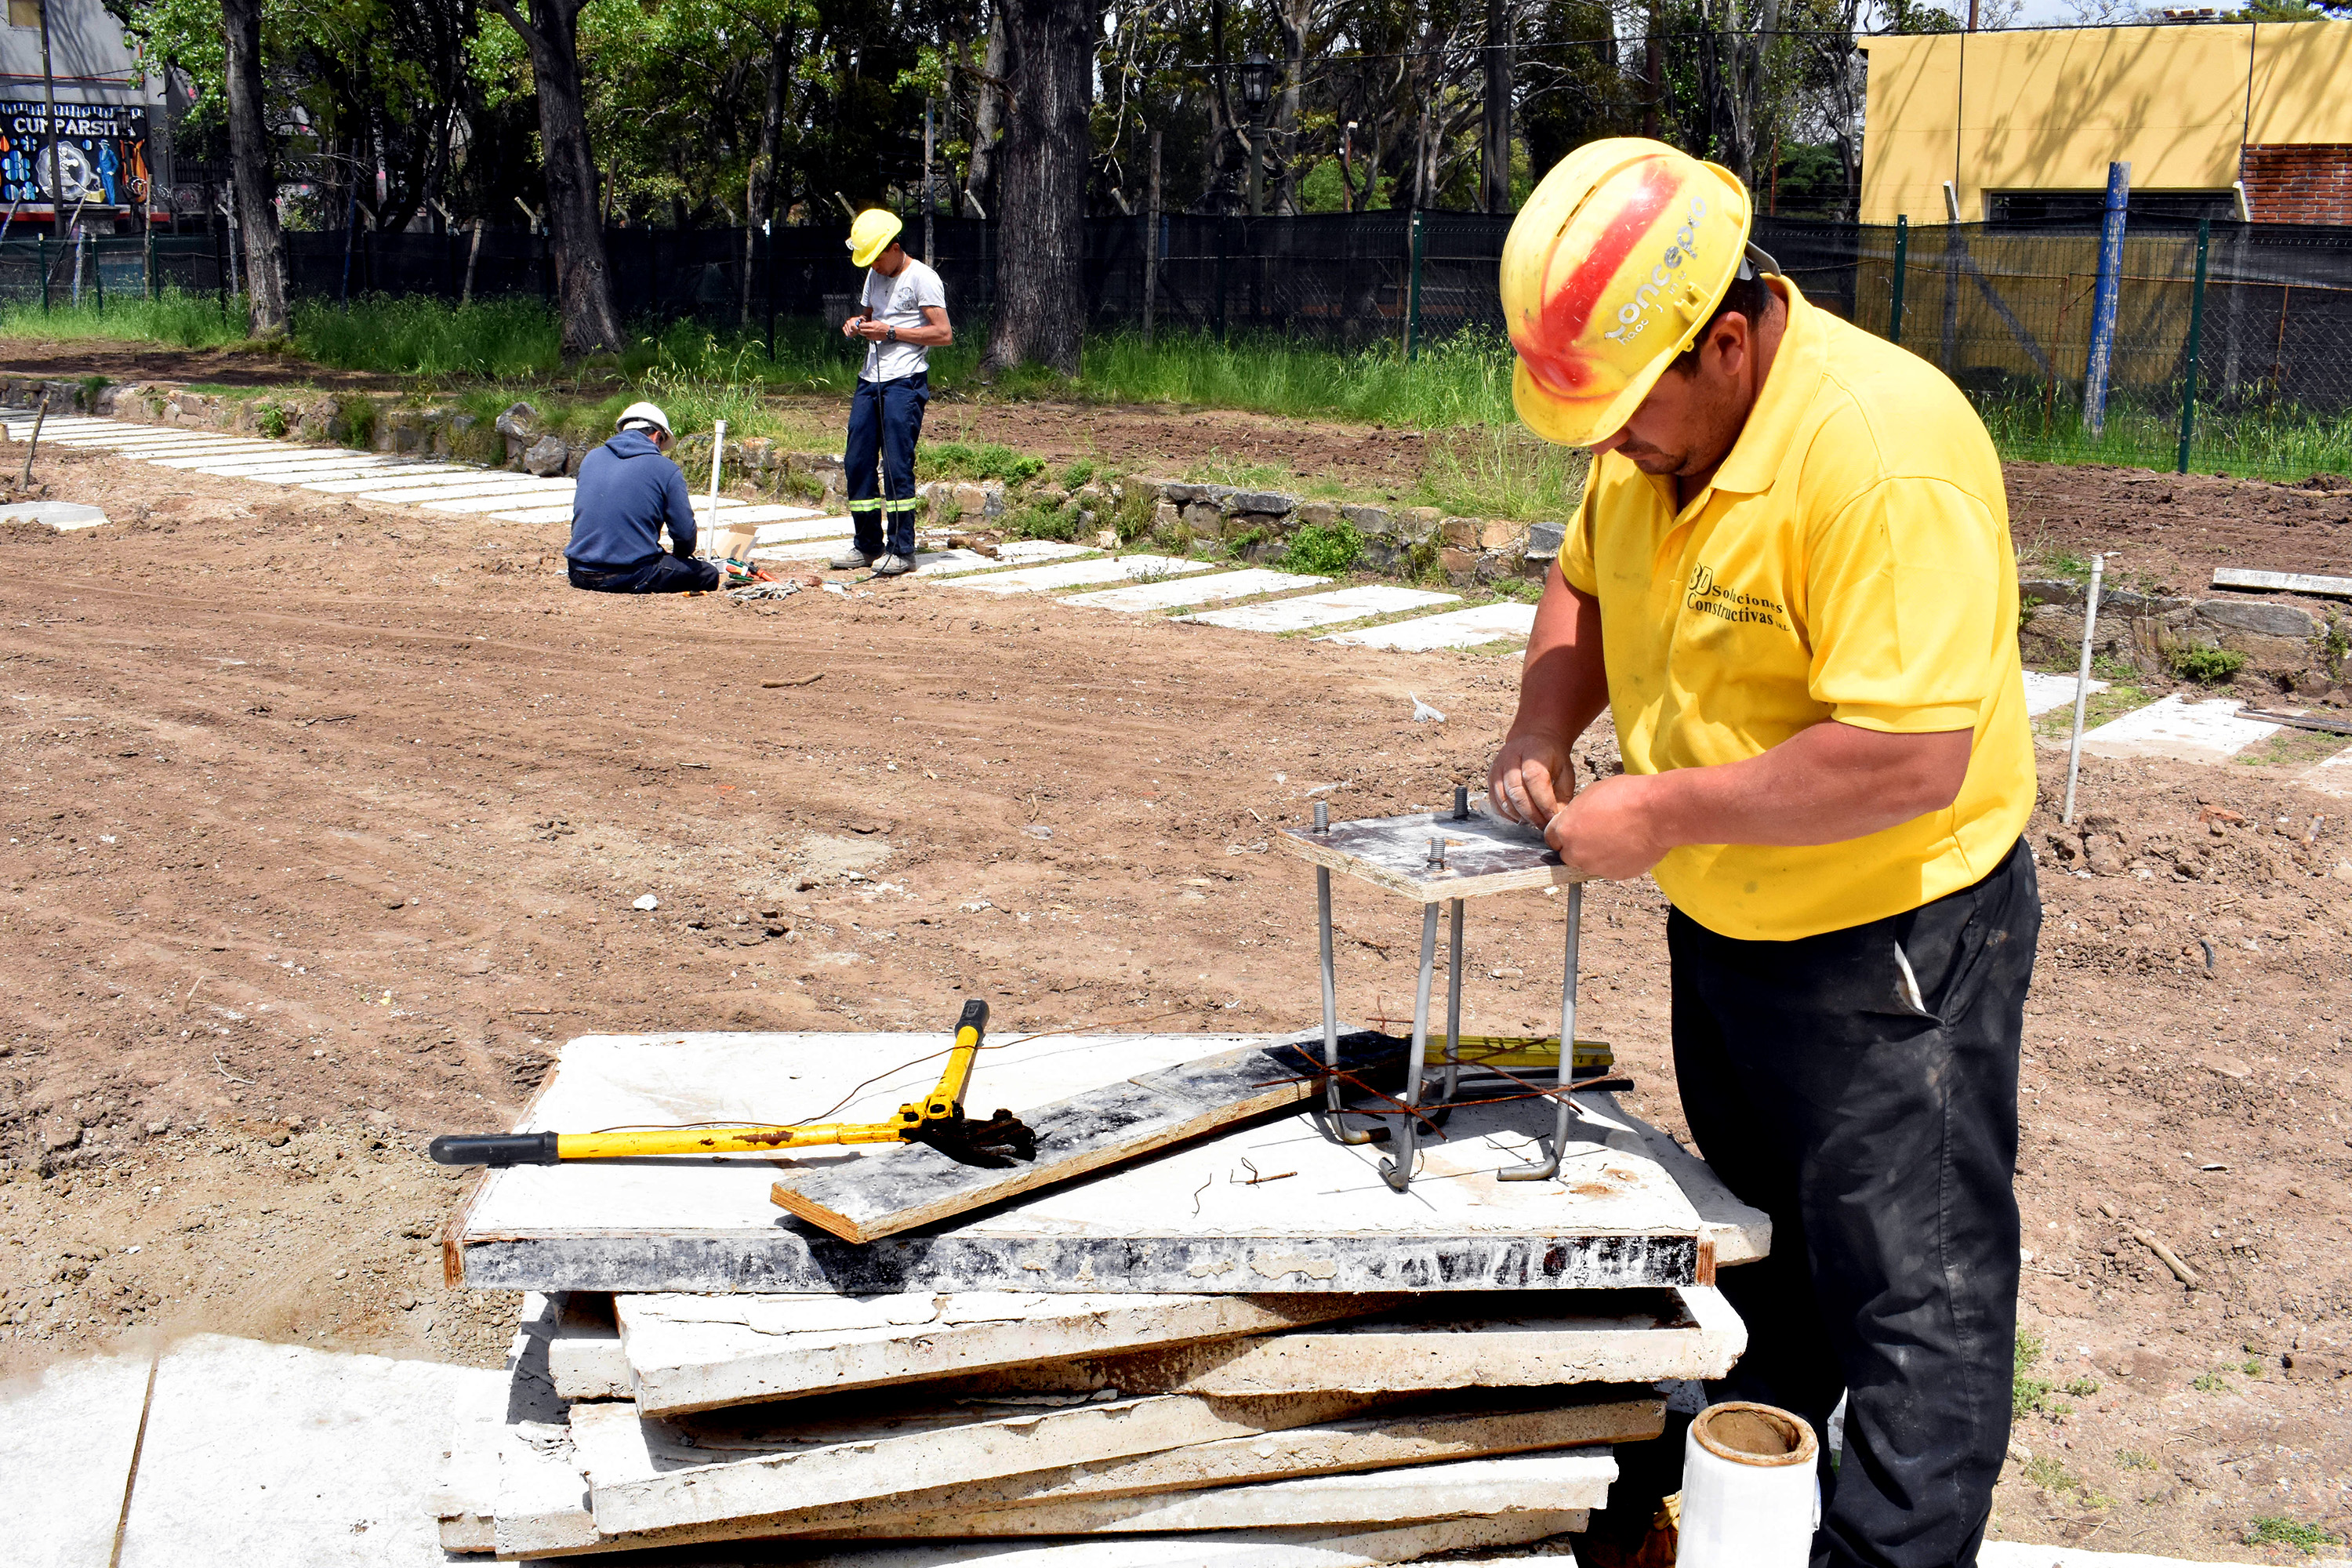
left=0, top=101, right=152, bottom=209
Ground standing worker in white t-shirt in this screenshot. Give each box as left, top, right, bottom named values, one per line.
left=834, top=209, right=953, bottom=575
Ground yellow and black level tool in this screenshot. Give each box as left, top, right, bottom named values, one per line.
left=1441, top=1036, right=1614, bottom=1073
left=426, top=1000, right=1037, bottom=1171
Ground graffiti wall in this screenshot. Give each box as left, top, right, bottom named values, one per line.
left=0, top=100, right=150, bottom=209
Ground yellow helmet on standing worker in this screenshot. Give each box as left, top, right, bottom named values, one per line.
left=848, top=209, right=904, bottom=268
left=1501, top=139, right=1755, bottom=449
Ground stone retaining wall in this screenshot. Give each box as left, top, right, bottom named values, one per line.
left=2019, top=577, right=2347, bottom=699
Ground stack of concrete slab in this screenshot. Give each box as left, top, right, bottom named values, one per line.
left=433, top=1029, right=1769, bottom=1563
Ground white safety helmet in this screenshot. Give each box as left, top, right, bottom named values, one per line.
left=615, top=401, right=672, bottom=438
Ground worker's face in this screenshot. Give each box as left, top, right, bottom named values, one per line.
left=873, top=242, right=907, bottom=277
left=1584, top=308, right=1761, bottom=481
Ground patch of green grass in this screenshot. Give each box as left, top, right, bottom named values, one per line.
left=1004, top=497, right=1079, bottom=542
left=1076, top=325, right=1521, bottom=429
left=1058, top=459, right=1096, bottom=490
left=2014, top=1331, right=2074, bottom=1418
left=292, top=295, right=563, bottom=379
left=920, top=440, right=1045, bottom=485
left=2063, top=1377, right=2102, bottom=1398
left=1412, top=426, right=1592, bottom=522
left=1284, top=520, right=1364, bottom=576
left=2170, top=646, right=2248, bottom=684
left=2234, top=728, right=2347, bottom=768
left=1976, top=389, right=2352, bottom=486
left=2032, top=674, right=2155, bottom=740
left=2116, top=1448, right=2158, bottom=1470
left=1487, top=575, right=1545, bottom=603
left=2192, top=1370, right=2233, bottom=1393
left=0, top=287, right=255, bottom=350
left=2246, top=1516, right=2340, bottom=1552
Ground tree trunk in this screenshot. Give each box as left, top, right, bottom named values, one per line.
left=485, top=0, right=625, bottom=355
left=1481, top=0, right=1511, bottom=212
left=1273, top=0, right=1312, bottom=215
left=742, top=28, right=790, bottom=326
left=964, top=10, right=1007, bottom=217
left=982, top=0, right=1097, bottom=377
left=220, top=0, right=289, bottom=335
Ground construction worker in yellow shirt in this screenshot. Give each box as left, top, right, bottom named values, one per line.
left=1488, top=140, right=2040, bottom=1568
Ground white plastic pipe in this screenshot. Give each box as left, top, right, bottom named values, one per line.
left=2061, top=552, right=2105, bottom=826
left=1677, top=1403, right=1820, bottom=1568
left=702, top=418, right=727, bottom=558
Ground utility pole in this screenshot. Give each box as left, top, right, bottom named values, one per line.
left=37, top=0, right=64, bottom=249
left=1482, top=0, right=1512, bottom=213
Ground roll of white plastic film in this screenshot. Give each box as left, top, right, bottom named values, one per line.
left=1676, top=1401, right=1821, bottom=1568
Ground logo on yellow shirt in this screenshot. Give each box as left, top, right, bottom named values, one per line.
left=1684, top=563, right=1784, bottom=628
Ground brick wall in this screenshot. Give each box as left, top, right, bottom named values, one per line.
left=2238, top=144, right=2352, bottom=224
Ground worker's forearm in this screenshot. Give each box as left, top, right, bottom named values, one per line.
left=1640, top=720, right=1973, bottom=848
left=1506, top=565, right=1608, bottom=746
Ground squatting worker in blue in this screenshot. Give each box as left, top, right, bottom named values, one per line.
left=563, top=403, right=720, bottom=595
left=833, top=209, right=952, bottom=577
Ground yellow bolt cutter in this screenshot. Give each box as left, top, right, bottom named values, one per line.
left=426, top=1000, right=1038, bottom=1170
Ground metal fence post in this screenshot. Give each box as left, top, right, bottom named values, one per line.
left=1888, top=215, right=1907, bottom=345
left=2081, top=160, right=2131, bottom=437
left=38, top=234, right=48, bottom=312
left=2176, top=217, right=2210, bottom=476
left=1405, top=209, right=1425, bottom=361
left=1142, top=129, right=1160, bottom=345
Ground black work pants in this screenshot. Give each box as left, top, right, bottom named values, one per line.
left=1671, top=837, right=2040, bottom=1568
left=844, top=372, right=928, bottom=560
left=567, top=553, right=720, bottom=594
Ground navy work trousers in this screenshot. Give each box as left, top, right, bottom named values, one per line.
left=567, top=553, right=720, bottom=594
left=845, top=371, right=928, bottom=559
left=1672, top=836, right=2040, bottom=1568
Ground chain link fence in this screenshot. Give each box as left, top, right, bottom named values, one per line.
left=5, top=212, right=2349, bottom=481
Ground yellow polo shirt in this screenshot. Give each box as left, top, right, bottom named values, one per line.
left=1559, top=278, right=2034, bottom=942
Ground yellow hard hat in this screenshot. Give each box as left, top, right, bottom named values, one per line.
left=1502, top=138, right=1754, bottom=448
left=847, top=209, right=904, bottom=268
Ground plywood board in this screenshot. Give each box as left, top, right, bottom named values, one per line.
left=448, top=1032, right=1762, bottom=1294
left=590, top=1516, right=1592, bottom=1566
left=1062, top=569, right=1331, bottom=613
left=573, top=1389, right=1379, bottom=1537
left=951, top=554, right=1210, bottom=596
left=1178, top=586, right=1458, bottom=633
left=616, top=1290, right=1395, bottom=1415
left=1278, top=807, right=1587, bottom=903
left=940, top=1284, right=1742, bottom=1398
left=2212, top=565, right=2352, bottom=600
left=813, top=1452, right=1605, bottom=1538
left=1317, top=602, right=1536, bottom=651
left=766, top=1028, right=1411, bottom=1243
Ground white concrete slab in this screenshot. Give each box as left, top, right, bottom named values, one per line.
left=132, top=445, right=337, bottom=463
left=1064, top=568, right=1332, bottom=612
left=2020, top=670, right=2111, bottom=718
left=2304, top=743, right=2352, bottom=799
left=952, top=554, right=1212, bottom=596
left=35, top=429, right=239, bottom=448
left=450, top=1031, right=1767, bottom=1295
left=299, top=470, right=514, bottom=495
left=0, top=1348, right=151, bottom=1567
left=1319, top=601, right=1537, bottom=650
left=191, top=463, right=438, bottom=485
left=906, top=548, right=1001, bottom=576
left=482, top=506, right=584, bottom=524
left=1978, top=1548, right=2315, bottom=1568
left=2211, top=565, right=2352, bottom=600
left=753, top=515, right=858, bottom=544
left=348, top=478, right=574, bottom=505
left=1, top=414, right=114, bottom=430
left=827, top=1450, right=1610, bottom=1537
left=752, top=538, right=865, bottom=563
left=154, top=449, right=378, bottom=470
left=724, top=503, right=826, bottom=523
left=996, top=539, right=1098, bottom=564
left=68, top=435, right=288, bottom=456
left=114, top=1334, right=501, bottom=1567
left=2078, top=694, right=2281, bottom=762
left=1181, top=586, right=1461, bottom=633
left=419, top=485, right=582, bottom=515
left=0, top=499, right=108, bottom=530
left=685, top=495, right=751, bottom=511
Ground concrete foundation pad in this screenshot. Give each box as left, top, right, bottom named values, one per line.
left=612, top=1290, right=1392, bottom=1415
left=301, top=470, right=510, bottom=495
left=1063, top=569, right=1331, bottom=613
left=820, top=1451, right=1609, bottom=1537
left=752, top=538, right=862, bottom=563
left=752, top=516, right=858, bottom=545
left=0, top=499, right=108, bottom=530
left=2078, top=693, right=2281, bottom=762
left=1179, top=587, right=1459, bottom=633
left=162, top=453, right=392, bottom=475
left=75, top=438, right=292, bottom=458
left=1317, top=602, right=1537, bottom=651
left=907, top=548, right=998, bottom=575
left=449, top=1031, right=1767, bottom=1294
left=994, top=540, right=1097, bottom=564
left=483, top=504, right=583, bottom=524
left=350, top=479, right=573, bottom=506
left=419, top=485, right=582, bottom=515
left=716, top=504, right=826, bottom=525
left=0, top=1347, right=151, bottom=1566
left=575, top=1388, right=1381, bottom=1537
left=550, top=1293, right=633, bottom=1401
left=2019, top=670, right=2109, bottom=717
left=953, top=555, right=1211, bottom=595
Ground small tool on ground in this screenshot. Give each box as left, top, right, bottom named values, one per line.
left=427, top=1000, right=1037, bottom=1169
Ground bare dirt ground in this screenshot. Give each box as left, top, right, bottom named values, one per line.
left=0, top=424, right=2347, bottom=1561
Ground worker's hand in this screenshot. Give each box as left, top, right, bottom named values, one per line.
left=841, top=315, right=862, bottom=338
left=855, top=318, right=890, bottom=341
left=1544, top=773, right=1672, bottom=880
left=1488, top=728, right=1576, bottom=826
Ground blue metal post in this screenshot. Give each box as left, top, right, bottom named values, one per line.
left=2081, top=160, right=2131, bottom=437
left=1888, top=215, right=1908, bottom=344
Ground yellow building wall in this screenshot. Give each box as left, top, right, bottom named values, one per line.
left=1858, top=20, right=2352, bottom=226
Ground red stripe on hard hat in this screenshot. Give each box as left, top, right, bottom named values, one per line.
left=1516, top=161, right=1681, bottom=397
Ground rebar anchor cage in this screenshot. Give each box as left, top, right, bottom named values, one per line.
left=1287, top=789, right=1588, bottom=1193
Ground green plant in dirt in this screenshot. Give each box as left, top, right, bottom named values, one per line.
left=1156, top=517, right=1201, bottom=557
left=252, top=401, right=290, bottom=440
left=1285, top=520, right=1363, bottom=575
left=1488, top=575, right=1544, bottom=603
left=2116, top=1449, right=2157, bottom=1470
left=2246, top=1517, right=2340, bottom=1552
left=2170, top=646, right=2248, bottom=684
left=2241, top=1356, right=2265, bottom=1377
left=0, top=287, right=252, bottom=350
left=1058, top=459, right=1096, bottom=490
left=2192, top=1370, right=2232, bottom=1392
left=2013, top=1331, right=2073, bottom=1417
left=1219, top=524, right=1268, bottom=559
left=2017, top=594, right=2042, bottom=633
left=2063, top=1377, right=2101, bottom=1398
left=2324, top=618, right=2350, bottom=673
left=2021, top=1456, right=2074, bottom=1492
left=1399, top=538, right=1444, bottom=585
left=920, top=441, right=1045, bottom=485
left=1108, top=481, right=1157, bottom=545
left=78, top=374, right=110, bottom=410
left=1007, top=498, right=1077, bottom=542
left=329, top=394, right=379, bottom=451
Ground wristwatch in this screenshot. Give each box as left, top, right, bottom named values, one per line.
left=887, top=325, right=899, bottom=343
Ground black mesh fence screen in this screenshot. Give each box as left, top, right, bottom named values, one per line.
left=4, top=212, right=2350, bottom=477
